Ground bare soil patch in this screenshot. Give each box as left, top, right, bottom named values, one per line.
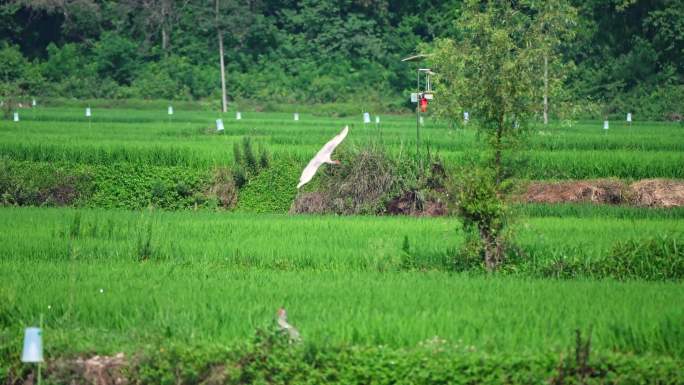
left=523, top=179, right=684, bottom=208
left=629, top=179, right=684, bottom=208
left=523, top=179, right=625, bottom=204
left=47, top=353, right=127, bottom=385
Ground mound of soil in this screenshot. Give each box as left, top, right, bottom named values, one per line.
left=49, top=353, right=127, bottom=385
left=386, top=190, right=447, bottom=216
left=290, top=192, right=328, bottom=214
left=629, top=179, right=684, bottom=208
left=524, top=179, right=625, bottom=204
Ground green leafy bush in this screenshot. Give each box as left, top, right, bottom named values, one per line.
left=3, top=334, right=682, bottom=385
left=533, top=235, right=684, bottom=281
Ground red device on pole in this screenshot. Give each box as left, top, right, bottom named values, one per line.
left=420, top=95, right=428, bottom=113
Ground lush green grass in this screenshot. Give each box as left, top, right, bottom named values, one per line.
left=2, top=260, right=683, bottom=358
left=2, top=107, right=683, bottom=382
left=3, top=108, right=683, bottom=178
left=0, top=207, right=681, bottom=269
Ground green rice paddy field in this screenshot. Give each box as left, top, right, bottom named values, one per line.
left=2, top=107, right=683, bottom=178
left=1, top=106, right=683, bottom=382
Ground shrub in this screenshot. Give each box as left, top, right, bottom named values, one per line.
left=208, top=168, right=238, bottom=209
left=5, top=336, right=683, bottom=385
left=449, top=167, right=510, bottom=271
left=597, top=234, right=684, bottom=280
left=291, top=146, right=395, bottom=215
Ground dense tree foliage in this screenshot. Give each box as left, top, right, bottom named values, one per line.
left=0, top=0, right=682, bottom=118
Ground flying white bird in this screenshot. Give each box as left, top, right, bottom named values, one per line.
left=276, top=308, right=300, bottom=342
left=297, top=125, right=348, bottom=188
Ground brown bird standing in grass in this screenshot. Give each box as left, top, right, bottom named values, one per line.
left=276, top=308, right=301, bottom=342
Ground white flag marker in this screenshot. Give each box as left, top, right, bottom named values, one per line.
left=21, top=327, right=43, bottom=363
left=363, top=112, right=371, bottom=124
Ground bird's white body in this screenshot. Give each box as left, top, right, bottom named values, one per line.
left=297, top=125, right=348, bottom=188
left=276, top=308, right=300, bottom=342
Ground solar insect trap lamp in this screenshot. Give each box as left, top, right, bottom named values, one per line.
left=401, top=54, right=435, bottom=156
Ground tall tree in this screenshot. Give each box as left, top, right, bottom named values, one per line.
left=429, top=0, right=576, bottom=270
left=535, top=0, right=577, bottom=124
left=120, top=0, right=190, bottom=56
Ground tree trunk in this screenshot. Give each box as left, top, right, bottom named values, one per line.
left=161, top=0, right=169, bottom=54
left=161, top=24, right=169, bottom=54
left=216, top=0, right=228, bottom=113
left=543, top=55, right=548, bottom=125
left=480, top=228, right=499, bottom=272
left=494, top=115, right=504, bottom=185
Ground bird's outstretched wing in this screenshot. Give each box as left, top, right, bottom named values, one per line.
left=297, top=126, right=348, bottom=189
left=297, top=157, right=323, bottom=188
left=320, top=125, right=348, bottom=156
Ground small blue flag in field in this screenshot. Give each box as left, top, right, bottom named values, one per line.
left=363, top=112, right=371, bottom=124
left=21, top=327, right=43, bottom=363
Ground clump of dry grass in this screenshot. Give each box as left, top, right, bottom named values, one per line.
left=291, top=147, right=395, bottom=215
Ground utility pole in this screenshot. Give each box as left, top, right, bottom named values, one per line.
left=216, top=0, right=228, bottom=113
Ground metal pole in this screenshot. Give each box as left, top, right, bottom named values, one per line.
left=38, top=313, right=43, bottom=385
left=416, top=106, right=420, bottom=155
left=416, top=69, right=420, bottom=156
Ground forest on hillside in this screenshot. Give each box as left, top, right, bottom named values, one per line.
left=1, top=0, right=682, bottom=119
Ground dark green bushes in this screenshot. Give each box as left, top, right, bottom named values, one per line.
left=0, top=160, right=212, bottom=210
left=3, top=330, right=682, bottom=385
left=235, top=159, right=301, bottom=213
left=0, top=160, right=94, bottom=206
left=231, top=137, right=271, bottom=188
left=601, top=235, right=684, bottom=280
